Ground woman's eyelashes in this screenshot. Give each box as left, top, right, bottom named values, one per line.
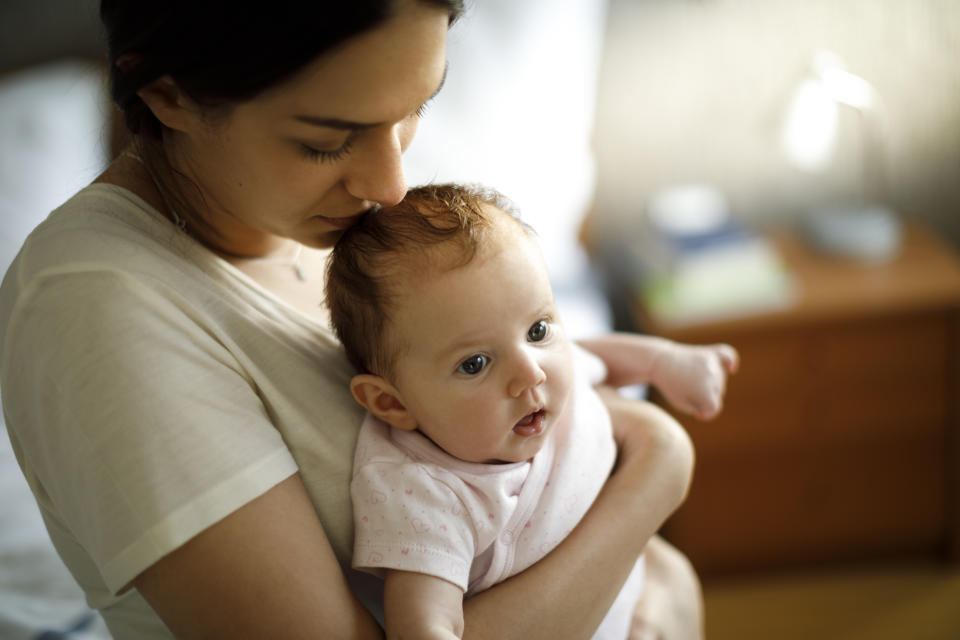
left=297, top=104, right=426, bottom=163
left=297, top=136, right=355, bottom=163
left=457, top=354, right=489, bottom=376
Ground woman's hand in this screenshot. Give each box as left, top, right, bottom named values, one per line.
left=630, top=535, right=705, bottom=640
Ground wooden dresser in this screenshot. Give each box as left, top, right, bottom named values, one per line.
left=631, top=221, right=960, bottom=577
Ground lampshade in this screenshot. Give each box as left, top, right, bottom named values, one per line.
left=780, top=50, right=900, bottom=261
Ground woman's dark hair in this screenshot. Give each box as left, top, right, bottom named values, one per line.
left=99, top=0, right=463, bottom=245
left=101, top=0, right=464, bottom=138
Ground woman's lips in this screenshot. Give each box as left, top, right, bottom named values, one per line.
left=513, top=409, right=546, bottom=437
left=316, top=212, right=366, bottom=230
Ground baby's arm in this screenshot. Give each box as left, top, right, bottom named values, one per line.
left=647, top=340, right=739, bottom=420
left=579, top=333, right=739, bottom=420
left=384, top=570, right=464, bottom=640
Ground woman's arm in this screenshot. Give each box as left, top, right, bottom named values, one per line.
left=134, top=398, right=690, bottom=639
left=134, top=473, right=384, bottom=639
left=384, top=571, right=464, bottom=639
left=460, top=393, right=694, bottom=640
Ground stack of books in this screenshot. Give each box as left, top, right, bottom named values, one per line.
left=628, top=187, right=795, bottom=326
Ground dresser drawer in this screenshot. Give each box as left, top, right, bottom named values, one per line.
left=634, top=223, right=960, bottom=575
left=655, top=310, right=953, bottom=575
left=663, top=434, right=948, bottom=575
left=658, top=311, right=951, bottom=457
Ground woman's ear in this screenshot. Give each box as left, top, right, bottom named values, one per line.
left=350, top=374, right=418, bottom=431
left=136, top=74, right=198, bottom=133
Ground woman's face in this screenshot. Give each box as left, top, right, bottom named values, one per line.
left=167, top=3, right=450, bottom=252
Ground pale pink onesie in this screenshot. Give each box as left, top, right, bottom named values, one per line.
left=351, top=347, right=646, bottom=639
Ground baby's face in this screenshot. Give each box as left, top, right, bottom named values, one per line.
left=388, top=212, right=574, bottom=464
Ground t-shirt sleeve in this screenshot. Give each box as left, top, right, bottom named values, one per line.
left=1, top=269, right=298, bottom=594
left=351, top=461, right=476, bottom=592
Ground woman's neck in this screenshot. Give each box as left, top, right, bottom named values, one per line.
left=98, top=145, right=288, bottom=259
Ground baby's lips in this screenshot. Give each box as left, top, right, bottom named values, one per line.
left=514, top=404, right=544, bottom=426
left=515, top=411, right=536, bottom=427
left=513, top=409, right=546, bottom=436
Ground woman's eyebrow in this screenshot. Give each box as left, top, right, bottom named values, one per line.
left=292, top=65, right=448, bottom=130
left=292, top=114, right=377, bottom=130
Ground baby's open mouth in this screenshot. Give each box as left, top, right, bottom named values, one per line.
left=513, top=409, right=546, bottom=437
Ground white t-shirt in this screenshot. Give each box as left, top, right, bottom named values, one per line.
left=0, top=184, right=366, bottom=638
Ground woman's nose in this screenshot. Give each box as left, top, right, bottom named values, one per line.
left=343, top=124, right=408, bottom=207
left=508, top=349, right=547, bottom=398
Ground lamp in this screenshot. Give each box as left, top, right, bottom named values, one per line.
left=781, top=50, right=901, bottom=261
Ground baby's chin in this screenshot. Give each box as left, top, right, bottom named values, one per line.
left=480, top=443, right=547, bottom=465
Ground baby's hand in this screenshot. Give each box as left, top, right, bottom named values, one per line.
left=651, top=342, right=739, bottom=420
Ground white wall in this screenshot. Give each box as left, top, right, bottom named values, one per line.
left=0, top=60, right=110, bottom=275
left=593, top=0, right=960, bottom=248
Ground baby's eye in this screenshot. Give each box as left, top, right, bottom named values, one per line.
left=457, top=354, right=489, bottom=375
left=528, top=320, right=548, bottom=342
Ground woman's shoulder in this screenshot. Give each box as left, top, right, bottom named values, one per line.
left=1, top=181, right=242, bottom=327
left=13, top=182, right=188, bottom=276
left=0, top=184, right=174, bottom=344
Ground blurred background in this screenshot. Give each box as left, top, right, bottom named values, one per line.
left=1, top=0, right=959, bottom=638
left=595, top=0, right=960, bottom=242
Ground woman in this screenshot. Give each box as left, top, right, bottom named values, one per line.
left=0, top=1, right=697, bottom=637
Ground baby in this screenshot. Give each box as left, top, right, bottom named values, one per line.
left=325, top=183, right=737, bottom=639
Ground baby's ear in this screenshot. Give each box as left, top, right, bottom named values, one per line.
left=350, top=374, right=418, bottom=431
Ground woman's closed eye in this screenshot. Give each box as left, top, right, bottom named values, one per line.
left=457, top=354, right=489, bottom=376
left=297, top=135, right=355, bottom=163
left=297, top=102, right=425, bottom=163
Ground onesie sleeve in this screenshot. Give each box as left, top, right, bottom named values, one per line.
left=571, top=342, right=608, bottom=386
left=1, top=270, right=298, bottom=595
left=351, top=461, right=477, bottom=592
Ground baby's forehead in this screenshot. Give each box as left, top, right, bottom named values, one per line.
left=391, top=216, right=539, bottom=303
left=376, top=198, right=537, bottom=310
left=392, top=202, right=516, bottom=262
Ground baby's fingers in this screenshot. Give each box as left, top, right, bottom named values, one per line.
left=678, top=383, right=722, bottom=420
left=713, top=343, right=740, bottom=374
left=694, top=392, right=723, bottom=421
